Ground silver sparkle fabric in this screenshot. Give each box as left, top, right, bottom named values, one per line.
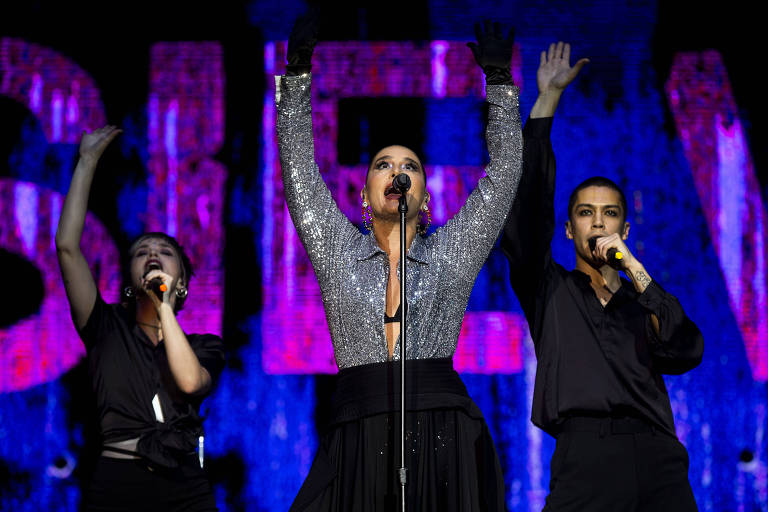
left=276, top=73, right=522, bottom=369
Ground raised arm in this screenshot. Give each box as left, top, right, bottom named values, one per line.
left=500, top=117, right=555, bottom=320
left=55, top=126, right=121, bottom=330
left=437, top=21, right=523, bottom=281
left=501, top=42, right=587, bottom=320
left=277, top=13, right=359, bottom=284
left=530, top=42, right=589, bottom=118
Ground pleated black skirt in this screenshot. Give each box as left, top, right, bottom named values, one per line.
left=290, top=358, right=506, bottom=511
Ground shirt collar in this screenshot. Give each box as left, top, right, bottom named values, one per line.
left=570, top=269, right=592, bottom=287
left=355, top=232, right=430, bottom=265
left=570, top=269, right=637, bottom=300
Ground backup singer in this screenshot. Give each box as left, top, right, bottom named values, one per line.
left=56, top=126, right=225, bottom=511
left=278, top=15, right=522, bottom=511
left=501, top=43, right=703, bottom=511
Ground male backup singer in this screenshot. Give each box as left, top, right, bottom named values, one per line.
left=501, top=42, right=703, bottom=511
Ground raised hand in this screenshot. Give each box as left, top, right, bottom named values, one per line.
left=286, top=9, right=320, bottom=76
left=79, top=125, right=121, bottom=163
left=537, top=42, right=589, bottom=94
left=530, top=42, right=588, bottom=118
left=467, top=20, right=515, bottom=85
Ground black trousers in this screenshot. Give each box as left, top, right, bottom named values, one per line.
left=543, top=417, right=697, bottom=512
left=85, top=456, right=218, bottom=512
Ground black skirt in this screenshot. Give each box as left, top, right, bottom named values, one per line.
left=290, top=358, right=506, bottom=511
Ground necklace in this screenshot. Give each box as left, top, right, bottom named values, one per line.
left=137, top=320, right=163, bottom=344
left=136, top=321, right=161, bottom=330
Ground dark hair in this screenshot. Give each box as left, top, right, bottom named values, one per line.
left=121, top=232, right=194, bottom=312
left=366, top=145, right=427, bottom=185
left=567, top=176, right=628, bottom=224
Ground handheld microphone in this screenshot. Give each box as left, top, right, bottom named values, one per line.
left=148, top=278, right=167, bottom=300
left=391, top=173, right=411, bottom=193
left=588, top=236, right=623, bottom=264
left=143, top=265, right=167, bottom=300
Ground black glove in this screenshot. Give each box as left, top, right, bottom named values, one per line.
left=466, top=21, right=515, bottom=86
left=286, top=10, right=320, bottom=76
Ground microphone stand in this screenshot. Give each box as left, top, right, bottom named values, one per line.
left=397, top=192, right=408, bottom=512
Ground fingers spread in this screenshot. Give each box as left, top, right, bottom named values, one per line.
left=571, top=58, right=590, bottom=77
left=506, top=27, right=515, bottom=44
left=474, top=22, right=483, bottom=43
left=555, top=41, right=565, bottom=60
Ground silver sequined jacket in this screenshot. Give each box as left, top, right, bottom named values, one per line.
left=277, top=73, right=522, bottom=369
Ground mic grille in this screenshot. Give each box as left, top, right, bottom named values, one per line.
left=394, top=173, right=411, bottom=191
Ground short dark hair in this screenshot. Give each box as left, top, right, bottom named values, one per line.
left=121, top=232, right=194, bottom=312
left=568, top=176, right=628, bottom=224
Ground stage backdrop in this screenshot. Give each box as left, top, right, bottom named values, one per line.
left=1, top=1, right=765, bottom=510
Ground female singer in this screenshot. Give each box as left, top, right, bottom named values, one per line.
left=278, top=16, right=522, bottom=511
left=56, top=126, right=224, bottom=511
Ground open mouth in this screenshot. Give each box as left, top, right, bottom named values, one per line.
left=144, top=260, right=162, bottom=274
left=384, top=185, right=402, bottom=200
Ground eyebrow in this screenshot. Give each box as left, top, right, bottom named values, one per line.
left=374, top=156, right=421, bottom=167
left=134, top=242, right=174, bottom=250
left=574, top=203, right=622, bottom=210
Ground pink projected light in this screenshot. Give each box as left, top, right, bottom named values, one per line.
left=0, top=39, right=120, bottom=392
left=262, top=41, right=526, bottom=374
left=148, top=43, right=226, bottom=336
left=0, top=40, right=226, bottom=390
left=666, top=51, right=768, bottom=380
left=1, top=38, right=106, bottom=141
left=0, top=179, right=121, bottom=392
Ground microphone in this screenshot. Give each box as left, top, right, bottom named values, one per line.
left=588, top=236, right=623, bottom=264
left=143, top=265, right=167, bottom=300
left=148, top=278, right=167, bottom=300
left=391, top=173, right=411, bottom=193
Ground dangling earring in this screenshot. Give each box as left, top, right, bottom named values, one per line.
left=418, top=203, right=432, bottom=235
left=175, top=287, right=188, bottom=299
left=123, top=286, right=136, bottom=299
left=361, top=199, right=374, bottom=232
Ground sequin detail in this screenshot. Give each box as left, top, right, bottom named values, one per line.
left=276, top=73, right=522, bottom=369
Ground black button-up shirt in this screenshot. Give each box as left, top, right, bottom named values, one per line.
left=78, top=294, right=225, bottom=467
left=501, top=117, right=704, bottom=437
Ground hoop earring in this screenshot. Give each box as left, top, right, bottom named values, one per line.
left=175, top=287, right=188, bottom=299
left=123, top=286, right=135, bottom=299
left=418, top=203, right=432, bottom=235
left=361, top=200, right=374, bottom=232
